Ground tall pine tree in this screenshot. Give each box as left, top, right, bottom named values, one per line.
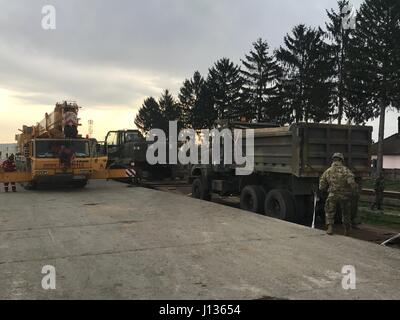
left=325, top=0, right=355, bottom=124
left=190, top=84, right=217, bottom=129
left=178, top=71, right=217, bottom=129
left=241, top=38, right=280, bottom=122
left=207, top=58, right=245, bottom=122
left=159, top=89, right=183, bottom=134
left=276, top=24, right=335, bottom=123
left=347, top=0, right=400, bottom=175
left=134, top=97, right=164, bottom=134
left=135, top=91, right=183, bottom=135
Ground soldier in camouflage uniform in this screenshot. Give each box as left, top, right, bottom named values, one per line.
left=371, top=174, right=385, bottom=211
left=319, top=153, right=358, bottom=236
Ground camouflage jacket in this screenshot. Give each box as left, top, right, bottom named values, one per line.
left=319, top=161, right=357, bottom=197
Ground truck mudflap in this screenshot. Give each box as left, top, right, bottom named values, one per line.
left=0, top=171, right=32, bottom=183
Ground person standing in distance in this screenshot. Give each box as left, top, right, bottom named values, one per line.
left=371, top=174, right=385, bottom=211
left=1, top=154, right=17, bottom=192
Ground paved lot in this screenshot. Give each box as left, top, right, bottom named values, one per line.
left=0, top=181, right=399, bottom=300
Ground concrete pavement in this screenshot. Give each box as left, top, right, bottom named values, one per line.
left=0, top=181, right=399, bottom=299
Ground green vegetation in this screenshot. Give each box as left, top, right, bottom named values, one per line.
left=358, top=202, right=400, bottom=230
left=363, top=179, right=400, bottom=192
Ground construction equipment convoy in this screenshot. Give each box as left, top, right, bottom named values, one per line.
left=0, top=101, right=373, bottom=225
left=189, top=122, right=373, bottom=223
left=0, top=101, right=129, bottom=188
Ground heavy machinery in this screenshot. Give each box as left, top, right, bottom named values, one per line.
left=103, top=129, right=184, bottom=180
left=104, top=130, right=147, bottom=168
left=189, top=122, right=373, bottom=223
left=0, top=101, right=129, bottom=188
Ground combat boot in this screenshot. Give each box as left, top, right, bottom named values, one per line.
left=326, top=224, right=333, bottom=235
left=344, top=224, right=351, bottom=236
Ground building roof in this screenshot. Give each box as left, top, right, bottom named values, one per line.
left=371, top=133, right=400, bottom=156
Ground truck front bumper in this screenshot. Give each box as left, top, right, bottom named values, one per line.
left=33, top=173, right=87, bottom=185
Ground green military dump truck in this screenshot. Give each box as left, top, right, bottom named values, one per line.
left=189, top=122, right=372, bottom=223
left=103, top=129, right=184, bottom=180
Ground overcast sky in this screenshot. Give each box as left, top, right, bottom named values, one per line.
left=0, top=0, right=398, bottom=142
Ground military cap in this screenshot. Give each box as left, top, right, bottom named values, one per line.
left=332, top=153, right=344, bottom=161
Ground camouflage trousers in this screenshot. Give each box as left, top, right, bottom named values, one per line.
left=325, top=194, right=352, bottom=225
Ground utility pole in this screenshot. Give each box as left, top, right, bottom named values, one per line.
left=376, top=102, right=386, bottom=177
left=88, top=120, right=94, bottom=138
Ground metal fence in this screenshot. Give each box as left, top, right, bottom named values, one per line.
left=382, top=169, right=400, bottom=181
left=371, top=168, right=400, bottom=181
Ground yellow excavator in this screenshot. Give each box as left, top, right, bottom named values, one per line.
left=0, top=101, right=129, bottom=189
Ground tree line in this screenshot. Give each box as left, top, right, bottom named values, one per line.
left=135, top=0, right=400, bottom=138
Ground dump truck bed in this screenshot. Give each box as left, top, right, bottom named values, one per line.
left=252, top=123, right=372, bottom=177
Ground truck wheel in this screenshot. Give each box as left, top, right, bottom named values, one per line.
left=264, top=190, right=296, bottom=222
left=240, top=185, right=265, bottom=214
left=192, top=178, right=211, bottom=201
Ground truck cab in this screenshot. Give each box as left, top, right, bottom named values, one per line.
left=16, top=138, right=108, bottom=189
left=104, top=130, right=148, bottom=168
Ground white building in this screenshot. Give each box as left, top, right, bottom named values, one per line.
left=0, top=143, right=18, bottom=160
left=371, top=117, right=400, bottom=169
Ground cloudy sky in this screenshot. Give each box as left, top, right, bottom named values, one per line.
left=0, top=0, right=398, bottom=143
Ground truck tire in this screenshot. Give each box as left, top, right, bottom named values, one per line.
left=264, top=189, right=296, bottom=222
left=192, top=178, right=211, bottom=201
left=240, top=185, right=265, bottom=214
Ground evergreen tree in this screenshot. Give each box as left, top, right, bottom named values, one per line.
left=275, top=24, right=335, bottom=123
left=179, top=73, right=201, bottom=128
left=134, top=97, right=163, bottom=134
left=241, top=38, right=280, bottom=122
left=325, top=0, right=355, bottom=124
left=159, top=89, right=182, bottom=134
left=178, top=71, right=217, bottom=129
left=207, top=58, right=246, bottom=121
left=347, top=0, right=400, bottom=175
left=191, top=84, right=217, bottom=130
